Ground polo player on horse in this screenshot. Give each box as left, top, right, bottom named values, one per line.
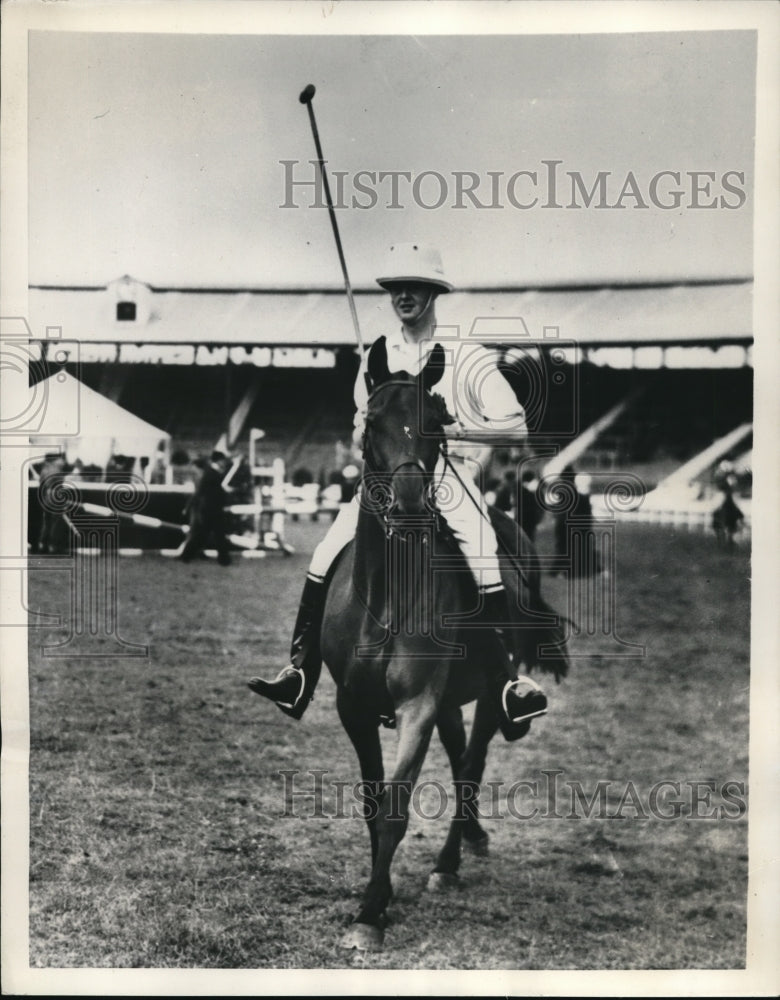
left=249, top=242, right=548, bottom=736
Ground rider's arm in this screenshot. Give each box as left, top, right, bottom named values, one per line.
left=351, top=350, right=370, bottom=447
left=450, top=345, right=527, bottom=440
left=481, top=362, right=528, bottom=436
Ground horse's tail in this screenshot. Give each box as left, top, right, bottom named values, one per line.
left=520, top=591, right=571, bottom=684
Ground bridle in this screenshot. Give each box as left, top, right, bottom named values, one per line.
left=360, top=379, right=448, bottom=538
left=359, top=373, right=536, bottom=593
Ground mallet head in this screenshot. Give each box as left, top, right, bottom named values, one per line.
left=299, top=84, right=316, bottom=105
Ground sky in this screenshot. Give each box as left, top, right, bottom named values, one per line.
left=27, top=28, right=757, bottom=289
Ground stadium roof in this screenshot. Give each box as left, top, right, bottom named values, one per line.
left=28, top=278, right=752, bottom=349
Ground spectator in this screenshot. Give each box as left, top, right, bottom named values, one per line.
left=493, top=469, right=517, bottom=515
left=713, top=459, right=735, bottom=491
left=712, top=480, right=745, bottom=550
left=105, top=453, right=135, bottom=483
left=553, top=466, right=601, bottom=577
left=340, top=464, right=360, bottom=503
left=170, top=448, right=194, bottom=486
left=149, top=443, right=169, bottom=485
left=291, top=467, right=314, bottom=488
left=179, top=451, right=234, bottom=567
left=321, top=471, right=345, bottom=519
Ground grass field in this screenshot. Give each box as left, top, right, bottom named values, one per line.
left=26, top=519, right=750, bottom=969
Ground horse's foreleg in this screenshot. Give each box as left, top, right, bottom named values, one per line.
left=431, top=705, right=471, bottom=880
left=336, top=687, right=384, bottom=868
left=460, top=693, right=500, bottom=851
left=429, top=695, right=498, bottom=887
left=436, top=704, right=467, bottom=773
left=350, top=693, right=438, bottom=939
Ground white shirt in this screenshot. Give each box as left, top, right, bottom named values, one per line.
left=352, top=327, right=527, bottom=452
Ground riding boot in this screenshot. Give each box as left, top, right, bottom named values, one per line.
left=480, top=587, right=548, bottom=741
left=247, top=575, right=325, bottom=720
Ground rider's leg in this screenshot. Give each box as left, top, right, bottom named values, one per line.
left=437, top=456, right=547, bottom=733
left=248, top=495, right=360, bottom=718
left=480, top=584, right=548, bottom=729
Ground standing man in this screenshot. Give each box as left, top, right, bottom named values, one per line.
left=180, top=450, right=234, bottom=566
left=712, top=477, right=745, bottom=550
left=249, top=243, right=547, bottom=735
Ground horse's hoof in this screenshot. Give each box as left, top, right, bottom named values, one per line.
left=464, top=833, right=490, bottom=857
left=426, top=871, right=461, bottom=892
left=340, top=922, right=384, bottom=952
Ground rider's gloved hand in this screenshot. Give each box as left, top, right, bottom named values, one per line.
left=444, top=418, right=466, bottom=440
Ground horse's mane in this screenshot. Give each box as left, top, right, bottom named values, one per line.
left=365, top=374, right=454, bottom=434
left=428, top=390, right=456, bottom=429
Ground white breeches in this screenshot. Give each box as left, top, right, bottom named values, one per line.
left=308, top=455, right=503, bottom=591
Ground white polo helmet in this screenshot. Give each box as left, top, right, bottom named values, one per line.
left=376, top=242, right=453, bottom=293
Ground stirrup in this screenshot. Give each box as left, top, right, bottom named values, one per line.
left=502, top=676, right=548, bottom=724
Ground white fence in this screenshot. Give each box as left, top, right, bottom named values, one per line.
left=592, top=493, right=752, bottom=536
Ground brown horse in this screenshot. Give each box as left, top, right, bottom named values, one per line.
left=320, top=350, right=568, bottom=952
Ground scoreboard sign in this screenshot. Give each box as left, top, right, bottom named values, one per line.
left=34, top=342, right=337, bottom=368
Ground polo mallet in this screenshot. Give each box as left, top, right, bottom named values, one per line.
left=299, top=84, right=371, bottom=393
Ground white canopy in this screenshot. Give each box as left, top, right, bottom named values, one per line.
left=30, top=371, right=169, bottom=469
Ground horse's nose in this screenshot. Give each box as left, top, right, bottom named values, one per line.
left=391, top=467, right=429, bottom=517
left=362, top=476, right=395, bottom=515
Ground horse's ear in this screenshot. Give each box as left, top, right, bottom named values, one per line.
left=421, top=342, right=445, bottom=391
left=367, top=336, right=390, bottom=388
